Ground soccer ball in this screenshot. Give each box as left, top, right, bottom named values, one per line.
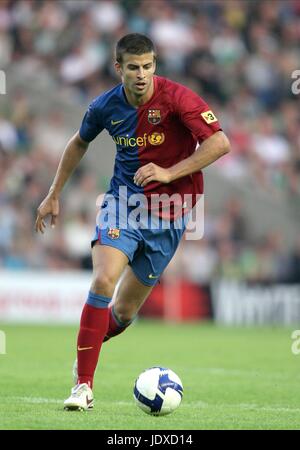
left=133, top=367, right=183, bottom=416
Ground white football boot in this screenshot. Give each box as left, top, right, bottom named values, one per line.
left=64, top=383, right=94, bottom=411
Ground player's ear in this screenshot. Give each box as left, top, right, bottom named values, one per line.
left=115, top=61, right=122, bottom=77
left=153, top=55, right=157, bottom=73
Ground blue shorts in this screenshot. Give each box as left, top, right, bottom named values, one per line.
left=91, top=197, right=186, bottom=287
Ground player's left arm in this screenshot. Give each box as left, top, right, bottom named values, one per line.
left=134, top=130, right=230, bottom=187
left=134, top=89, right=230, bottom=187
left=168, top=130, right=230, bottom=183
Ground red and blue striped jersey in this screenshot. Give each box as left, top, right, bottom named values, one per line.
left=79, top=75, right=221, bottom=204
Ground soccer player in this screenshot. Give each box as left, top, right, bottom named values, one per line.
left=35, top=33, right=230, bottom=411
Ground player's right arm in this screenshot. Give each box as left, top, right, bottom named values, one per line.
left=35, top=131, right=89, bottom=234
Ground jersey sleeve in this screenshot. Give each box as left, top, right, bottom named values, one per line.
left=175, top=87, right=222, bottom=143
left=79, top=99, right=104, bottom=143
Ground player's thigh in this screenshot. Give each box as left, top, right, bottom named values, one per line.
left=91, top=243, right=129, bottom=293
left=113, top=265, right=153, bottom=318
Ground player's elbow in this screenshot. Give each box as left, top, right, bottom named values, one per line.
left=217, top=131, right=231, bottom=156
left=73, top=131, right=90, bottom=150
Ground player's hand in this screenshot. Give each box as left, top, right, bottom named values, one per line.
left=133, top=163, right=171, bottom=187
left=35, top=194, right=59, bottom=234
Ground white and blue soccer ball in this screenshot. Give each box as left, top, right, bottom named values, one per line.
left=133, top=367, right=183, bottom=416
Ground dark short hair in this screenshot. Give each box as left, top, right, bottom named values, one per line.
left=116, top=33, right=156, bottom=63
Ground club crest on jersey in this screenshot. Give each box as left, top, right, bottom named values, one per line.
left=107, top=228, right=120, bottom=239
left=148, top=109, right=161, bottom=124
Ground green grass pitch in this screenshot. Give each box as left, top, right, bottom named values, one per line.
left=0, top=320, right=299, bottom=430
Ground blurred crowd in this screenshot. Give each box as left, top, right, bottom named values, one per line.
left=0, top=0, right=300, bottom=283
left=168, top=198, right=300, bottom=284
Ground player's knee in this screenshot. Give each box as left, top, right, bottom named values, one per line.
left=113, top=304, right=136, bottom=324
left=91, top=271, right=117, bottom=297
left=116, top=311, right=134, bottom=324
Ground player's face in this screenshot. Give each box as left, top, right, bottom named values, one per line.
left=115, top=52, right=156, bottom=98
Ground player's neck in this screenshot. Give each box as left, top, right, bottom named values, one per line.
left=124, top=78, right=155, bottom=108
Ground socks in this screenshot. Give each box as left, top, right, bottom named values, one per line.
left=104, top=304, right=134, bottom=342
left=76, top=292, right=110, bottom=388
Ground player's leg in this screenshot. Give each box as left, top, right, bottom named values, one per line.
left=64, top=244, right=128, bottom=410
left=104, top=223, right=186, bottom=342
left=70, top=264, right=151, bottom=389
left=104, top=265, right=154, bottom=341
left=76, top=244, right=128, bottom=386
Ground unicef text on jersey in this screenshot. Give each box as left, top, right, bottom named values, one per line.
left=95, top=187, right=204, bottom=240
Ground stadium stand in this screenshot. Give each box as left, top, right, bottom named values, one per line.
left=1, top=0, right=300, bottom=287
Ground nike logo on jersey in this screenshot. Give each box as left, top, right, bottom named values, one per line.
left=111, top=119, right=124, bottom=125
left=77, top=346, right=93, bottom=351
left=148, top=274, right=159, bottom=279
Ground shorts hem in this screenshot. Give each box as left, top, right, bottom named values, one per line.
left=91, top=240, right=132, bottom=263
left=129, top=265, right=159, bottom=287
